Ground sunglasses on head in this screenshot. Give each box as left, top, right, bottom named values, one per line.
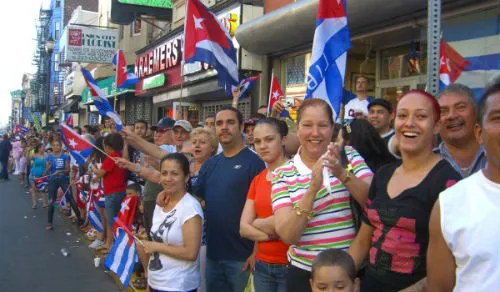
left=156, top=128, right=172, bottom=133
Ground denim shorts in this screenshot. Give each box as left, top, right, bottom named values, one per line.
left=104, top=191, right=126, bottom=228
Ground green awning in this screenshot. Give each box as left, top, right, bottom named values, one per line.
left=81, top=75, right=135, bottom=104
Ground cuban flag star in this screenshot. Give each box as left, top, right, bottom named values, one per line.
left=183, top=0, right=239, bottom=96
left=60, top=123, right=93, bottom=166
left=305, top=0, right=351, bottom=121
left=439, top=38, right=471, bottom=91
left=81, top=67, right=123, bottom=131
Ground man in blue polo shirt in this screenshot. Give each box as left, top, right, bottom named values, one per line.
left=193, top=106, right=265, bottom=292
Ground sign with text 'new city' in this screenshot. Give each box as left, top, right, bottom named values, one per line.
left=65, top=25, right=117, bottom=63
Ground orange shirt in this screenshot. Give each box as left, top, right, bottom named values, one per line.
left=247, top=169, right=289, bottom=264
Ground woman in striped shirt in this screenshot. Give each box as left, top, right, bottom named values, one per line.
left=272, top=98, right=373, bottom=292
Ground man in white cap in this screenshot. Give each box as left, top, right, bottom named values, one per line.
left=173, top=120, right=192, bottom=153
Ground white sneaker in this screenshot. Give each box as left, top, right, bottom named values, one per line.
left=88, top=239, right=104, bottom=249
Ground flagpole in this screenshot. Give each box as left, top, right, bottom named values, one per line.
left=267, top=72, right=274, bottom=115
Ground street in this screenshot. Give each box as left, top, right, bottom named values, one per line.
left=0, top=175, right=122, bottom=292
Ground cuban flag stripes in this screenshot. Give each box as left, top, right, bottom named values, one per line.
left=81, top=68, right=123, bottom=131
left=305, top=0, right=351, bottom=121
left=183, top=0, right=239, bottom=96
left=113, top=50, right=138, bottom=89
left=238, top=75, right=260, bottom=100
left=88, top=196, right=104, bottom=233
left=104, top=228, right=138, bottom=287
left=14, top=124, right=29, bottom=134
left=75, top=179, right=89, bottom=209
left=34, top=176, right=48, bottom=192
left=60, top=123, right=93, bottom=166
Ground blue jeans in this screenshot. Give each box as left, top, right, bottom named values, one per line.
left=104, top=191, right=126, bottom=228
left=206, top=258, right=250, bottom=292
left=48, top=174, right=82, bottom=225
left=0, top=158, right=8, bottom=179
left=254, top=260, right=288, bottom=292
left=149, top=287, right=196, bottom=292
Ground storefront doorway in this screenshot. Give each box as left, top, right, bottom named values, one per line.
left=377, top=75, right=426, bottom=108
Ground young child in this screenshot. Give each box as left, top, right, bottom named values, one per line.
left=310, top=249, right=360, bottom=292
left=91, top=133, right=127, bottom=250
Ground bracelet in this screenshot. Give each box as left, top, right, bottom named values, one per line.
left=339, top=169, right=352, bottom=184
left=293, top=204, right=314, bottom=220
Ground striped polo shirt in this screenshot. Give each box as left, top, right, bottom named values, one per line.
left=271, top=146, right=373, bottom=271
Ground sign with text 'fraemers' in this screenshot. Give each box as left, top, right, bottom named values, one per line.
left=65, top=25, right=118, bottom=63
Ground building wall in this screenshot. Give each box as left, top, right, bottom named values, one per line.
left=64, top=0, right=98, bottom=27
left=264, top=0, right=294, bottom=13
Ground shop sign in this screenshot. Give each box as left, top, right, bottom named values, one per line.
left=118, top=0, right=173, bottom=8
left=65, top=25, right=117, bottom=63
left=143, top=74, right=167, bottom=90
left=135, top=38, right=182, bottom=79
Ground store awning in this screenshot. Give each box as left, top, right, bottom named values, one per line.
left=59, top=97, right=80, bottom=113
left=235, top=0, right=480, bottom=55
left=81, top=75, right=135, bottom=105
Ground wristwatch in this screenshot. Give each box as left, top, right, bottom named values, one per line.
left=339, top=170, right=352, bottom=184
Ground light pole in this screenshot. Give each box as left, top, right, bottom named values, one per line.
left=45, top=37, right=55, bottom=129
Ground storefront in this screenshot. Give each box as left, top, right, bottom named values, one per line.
left=236, top=0, right=499, bottom=115
left=134, top=2, right=264, bottom=125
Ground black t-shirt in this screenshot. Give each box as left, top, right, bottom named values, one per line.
left=361, top=160, right=461, bottom=292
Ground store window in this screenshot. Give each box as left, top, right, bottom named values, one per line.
left=280, top=52, right=311, bottom=122
left=381, top=43, right=427, bottom=80
left=131, top=19, right=142, bottom=36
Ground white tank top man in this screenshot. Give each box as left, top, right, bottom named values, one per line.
left=426, top=79, right=500, bottom=291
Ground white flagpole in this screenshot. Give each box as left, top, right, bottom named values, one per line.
left=268, top=72, right=274, bottom=114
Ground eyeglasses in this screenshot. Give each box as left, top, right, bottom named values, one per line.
left=156, top=128, right=172, bottom=134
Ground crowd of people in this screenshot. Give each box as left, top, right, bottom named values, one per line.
left=0, top=77, right=499, bottom=292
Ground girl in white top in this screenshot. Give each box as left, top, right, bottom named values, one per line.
left=141, top=152, right=203, bottom=292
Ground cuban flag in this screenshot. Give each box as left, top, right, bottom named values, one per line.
left=113, top=196, right=138, bottom=237
left=81, top=68, right=123, bottom=131
left=238, top=75, right=260, bottom=100
left=305, top=0, right=351, bottom=121
left=88, top=196, right=104, bottom=233
left=268, top=74, right=284, bottom=113
left=34, top=176, right=48, bottom=192
left=104, top=228, right=138, bottom=287
left=75, top=179, right=89, bottom=209
left=113, top=50, right=138, bottom=89
left=183, top=0, right=239, bottom=96
left=439, top=39, right=470, bottom=90
left=14, top=124, right=29, bottom=134
left=60, top=123, right=93, bottom=166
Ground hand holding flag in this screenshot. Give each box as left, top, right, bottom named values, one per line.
left=104, top=228, right=138, bottom=287
left=268, top=74, right=284, bottom=114
left=238, top=75, right=260, bottom=100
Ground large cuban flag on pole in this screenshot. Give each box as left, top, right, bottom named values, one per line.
left=81, top=68, right=123, bottom=131
left=305, top=0, right=351, bottom=121
left=183, top=0, right=239, bottom=96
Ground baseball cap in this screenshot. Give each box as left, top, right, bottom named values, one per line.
left=368, top=99, right=393, bottom=113
left=151, top=117, right=175, bottom=130
left=173, top=120, right=193, bottom=133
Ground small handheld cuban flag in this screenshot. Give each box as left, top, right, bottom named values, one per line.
left=88, top=196, right=104, bottom=233
left=238, top=75, right=260, bottom=100
left=113, top=50, right=138, bottom=89
left=183, top=0, right=239, bottom=96
left=305, top=0, right=351, bottom=121
left=81, top=67, right=123, bottom=131
left=14, top=124, right=29, bottom=134
left=104, top=228, right=138, bottom=287
left=34, top=176, right=48, bottom=192
left=60, top=123, right=93, bottom=166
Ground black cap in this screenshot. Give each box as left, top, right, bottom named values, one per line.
left=151, top=117, right=175, bottom=130
left=368, top=99, right=393, bottom=113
